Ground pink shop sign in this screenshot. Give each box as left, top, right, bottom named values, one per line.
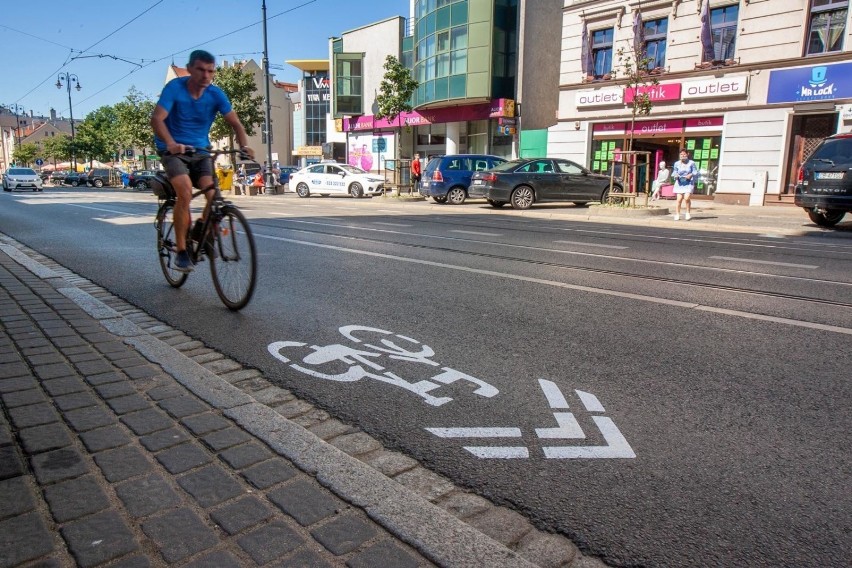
left=593, top=122, right=627, bottom=134
left=624, top=83, right=682, bottom=104
left=685, top=116, right=724, bottom=129
left=343, top=103, right=494, bottom=131
left=631, top=119, right=684, bottom=134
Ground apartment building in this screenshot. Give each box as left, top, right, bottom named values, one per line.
left=549, top=0, right=852, bottom=205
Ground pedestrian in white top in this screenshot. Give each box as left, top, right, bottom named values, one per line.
left=671, top=149, right=698, bottom=220
left=650, top=161, right=670, bottom=201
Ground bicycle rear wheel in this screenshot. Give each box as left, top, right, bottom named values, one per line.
left=209, top=205, right=257, bottom=310
left=156, top=202, right=189, bottom=288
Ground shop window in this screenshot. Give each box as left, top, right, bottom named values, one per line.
left=806, top=0, right=847, bottom=54
left=592, top=28, right=614, bottom=79
left=683, top=136, right=722, bottom=196
left=590, top=140, right=619, bottom=175
left=710, top=5, right=739, bottom=61
left=643, top=17, right=667, bottom=70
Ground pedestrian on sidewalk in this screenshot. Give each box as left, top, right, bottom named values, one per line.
left=650, top=160, right=670, bottom=201
left=411, top=153, right=422, bottom=194
left=672, top=149, right=698, bottom=220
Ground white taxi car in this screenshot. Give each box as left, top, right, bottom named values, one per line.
left=291, top=162, right=384, bottom=198
left=2, top=168, right=43, bottom=192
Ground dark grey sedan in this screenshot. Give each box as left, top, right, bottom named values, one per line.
left=468, top=158, right=622, bottom=209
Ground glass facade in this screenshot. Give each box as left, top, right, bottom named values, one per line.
left=334, top=53, right=363, bottom=116
left=304, top=72, right=330, bottom=146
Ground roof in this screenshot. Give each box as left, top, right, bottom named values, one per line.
left=285, top=59, right=329, bottom=72
left=170, top=65, right=190, bottom=77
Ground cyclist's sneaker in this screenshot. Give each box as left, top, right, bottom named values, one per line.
left=174, top=250, right=195, bottom=273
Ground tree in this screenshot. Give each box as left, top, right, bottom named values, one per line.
left=211, top=64, right=264, bottom=164
left=114, top=87, right=156, bottom=169
left=42, top=134, right=73, bottom=167
left=75, top=106, right=120, bottom=165
left=374, top=55, right=418, bottom=127
left=12, top=142, right=39, bottom=167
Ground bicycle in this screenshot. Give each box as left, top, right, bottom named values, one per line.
left=152, top=147, right=257, bottom=311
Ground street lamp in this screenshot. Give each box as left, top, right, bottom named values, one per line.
left=56, top=73, right=82, bottom=170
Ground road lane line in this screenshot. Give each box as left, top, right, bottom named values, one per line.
left=425, top=427, right=522, bottom=437
left=256, top=232, right=852, bottom=335
left=709, top=256, right=819, bottom=269
left=554, top=240, right=628, bottom=250
left=464, top=447, right=529, bottom=458
left=375, top=222, right=413, bottom=227
left=450, top=230, right=503, bottom=237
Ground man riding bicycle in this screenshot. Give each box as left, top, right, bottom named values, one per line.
left=151, top=49, right=255, bottom=272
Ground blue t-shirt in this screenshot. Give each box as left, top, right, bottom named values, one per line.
left=154, top=77, right=232, bottom=152
left=672, top=159, right=699, bottom=188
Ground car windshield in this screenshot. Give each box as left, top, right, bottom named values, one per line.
left=490, top=160, right=527, bottom=172
left=338, top=165, right=367, bottom=174
left=810, top=139, right=852, bottom=168
left=9, top=168, right=36, bottom=175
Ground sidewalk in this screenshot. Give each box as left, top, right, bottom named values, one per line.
left=0, top=237, right=596, bottom=568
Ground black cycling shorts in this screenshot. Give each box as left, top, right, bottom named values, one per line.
left=159, top=152, right=214, bottom=189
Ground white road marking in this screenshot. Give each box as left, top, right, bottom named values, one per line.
left=256, top=232, right=852, bottom=335
left=535, top=412, right=586, bottom=439
left=710, top=256, right=819, bottom=269
left=554, top=239, right=628, bottom=250
left=374, top=222, right=413, bottom=227
left=538, top=379, right=570, bottom=409
left=450, top=230, right=503, bottom=236
left=463, top=447, right=530, bottom=458
left=425, top=427, right=522, bottom=437
left=97, top=216, right=153, bottom=225
left=576, top=390, right=605, bottom=412
left=543, top=416, right=636, bottom=459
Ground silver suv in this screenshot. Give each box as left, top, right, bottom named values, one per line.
left=795, top=133, right=852, bottom=227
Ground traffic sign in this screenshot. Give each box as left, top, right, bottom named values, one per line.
left=35, top=158, right=44, bottom=166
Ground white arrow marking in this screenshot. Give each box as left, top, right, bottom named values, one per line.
left=535, top=412, right=585, bottom=439
left=576, top=390, right=605, bottom=413
left=538, top=379, right=569, bottom=409
left=425, top=427, right=522, bottom=438
left=543, top=416, right=635, bottom=459
left=464, top=447, right=529, bottom=459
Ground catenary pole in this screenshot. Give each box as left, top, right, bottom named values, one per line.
left=261, top=0, right=275, bottom=194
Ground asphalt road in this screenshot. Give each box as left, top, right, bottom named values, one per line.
left=2, top=187, right=850, bottom=567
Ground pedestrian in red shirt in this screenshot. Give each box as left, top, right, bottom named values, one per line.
left=411, top=153, right=422, bottom=192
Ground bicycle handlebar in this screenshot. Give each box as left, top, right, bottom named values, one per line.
left=164, top=146, right=254, bottom=162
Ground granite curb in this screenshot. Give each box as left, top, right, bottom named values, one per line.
left=0, top=234, right=607, bottom=568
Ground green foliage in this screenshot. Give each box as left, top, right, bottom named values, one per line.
left=614, top=44, right=659, bottom=151
left=75, top=105, right=119, bottom=163
left=211, top=64, right=265, bottom=150
left=12, top=142, right=39, bottom=166
left=42, top=134, right=73, bottom=164
left=114, top=86, right=155, bottom=161
left=374, top=55, right=418, bottom=125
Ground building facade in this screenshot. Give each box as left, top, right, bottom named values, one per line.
left=549, top=0, right=852, bottom=205
left=287, top=60, right=332, bottom=168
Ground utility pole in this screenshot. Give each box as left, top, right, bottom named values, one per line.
left=56, top=73, right=82, bottom=171
left=261, top=0, right=275, bottom=194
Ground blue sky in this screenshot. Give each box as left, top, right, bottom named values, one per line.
left=2, top=0, right=409, bottom=120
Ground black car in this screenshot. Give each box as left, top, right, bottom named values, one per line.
left=469, top=158, right=623, bottom=209
left=85, top=168, right=113, bottom=188
left=50, top=170, right=72, bottom=184
left=63, top=172, right=88, bottom=187
left=794, top=133, right=852, bottom=227
left=128, top=170, right=159, bottom=190
left=420, top=154, right=507, bottom=204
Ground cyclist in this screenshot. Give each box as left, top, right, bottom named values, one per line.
left=151, top=49, right=255, bottom=272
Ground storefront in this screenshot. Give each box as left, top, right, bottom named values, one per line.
left=590, top=117, right=724, bottom=196
left=338, top=99, right=517, bottom=165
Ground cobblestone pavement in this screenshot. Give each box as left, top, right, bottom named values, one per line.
left=0, top=235, right=604, bottom=568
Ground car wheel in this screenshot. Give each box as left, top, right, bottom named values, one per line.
left=600, top=185, right=621, bottom=204
left=3, top=185, right=9, bottom=192
left=71, top=180, right=79, bottom=187
left=806, top=209, right=845, bottom=227
left=37, top=188, right=43, bottom=192
left=446, top=186, right=467, bottom=205
left=510, top=186, right=534, bottom=210
left=296, top=183, right=310, bottom=198
left=136, top=181, right=148, bottom=190
left=487, top=199, right=506, bottom=208
left=432, top=196, right=447, bottom=204
left=349, top=182, right=364, bottom=198
left=93, top=179, right=104, bottom=188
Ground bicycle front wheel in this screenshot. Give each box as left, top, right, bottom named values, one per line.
left=156, top=202, right=189, bottom=288
left=209, top=205, right=257, bottom=310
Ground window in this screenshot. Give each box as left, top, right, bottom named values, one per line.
left=643, top=18, right=668, bottom=70
left=556, top=161, right=584, bottom=175
left=807, top=0, right=847, bottom=55
left=592, top=28, right=614, bottom=78
left=334, top=53, right=363, bottom=116
left=710, top=5, right=739, bottom=61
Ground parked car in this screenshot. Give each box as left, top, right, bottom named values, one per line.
left=278, top=166, right=299, bottom=185
left=2, top=168, right=43, bottom=192
left=63, top=171, right=88, bottom=187
left=290, top=162, right=385, bottom=198
left=420, top=154, right=507, bottom=204
left=468, top=158, right=623, bottom=210
left=84, top=168, right=113, bottom=188
left=794, top=132, right=852, bottom=227
left=50, top=170, right=72, bottom=184
left=128, top=170, right=160, bottom=190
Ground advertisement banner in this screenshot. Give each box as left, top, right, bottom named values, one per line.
left=347, top=133, right=395, bottom=175
left=624, top=83, right=681, bottom=103
left=342, top=103, right=493, bottom=131
left=767, top=62, right=852, bottom=104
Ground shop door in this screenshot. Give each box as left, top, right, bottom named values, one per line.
left=784, top=113, right=838, bottom=194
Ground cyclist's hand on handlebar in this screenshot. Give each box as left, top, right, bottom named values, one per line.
left=239, top=146, right=255, bottom=161
left=165, top=143, right=195, bottom=156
